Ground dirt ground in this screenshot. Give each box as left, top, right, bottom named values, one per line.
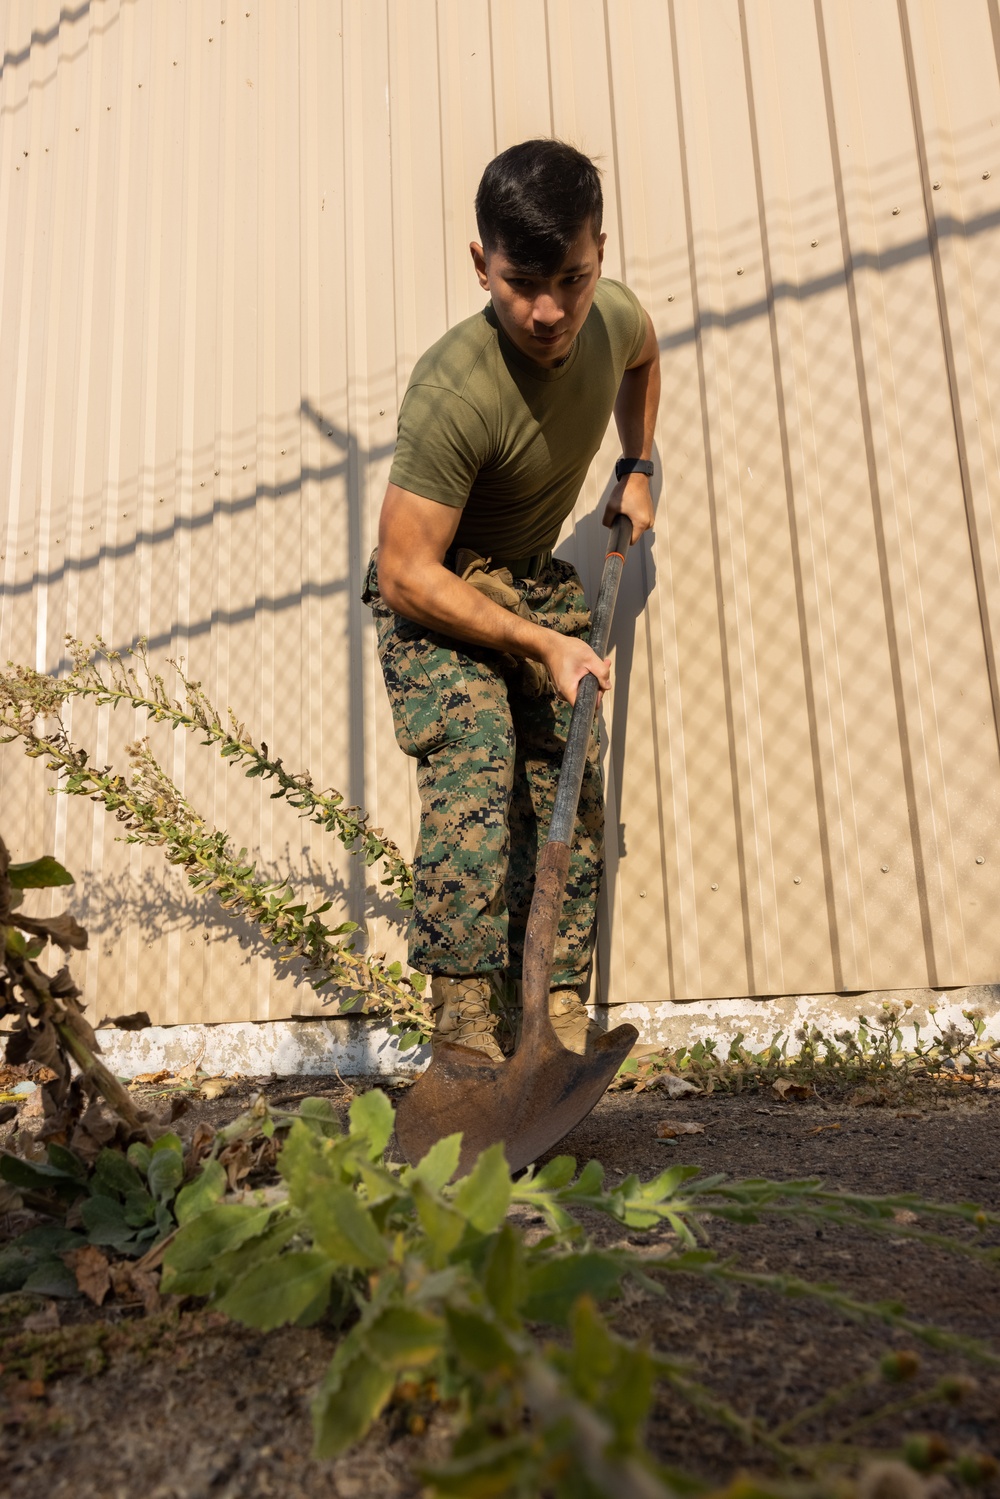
left=1, top=1075, right=998, bottom=1499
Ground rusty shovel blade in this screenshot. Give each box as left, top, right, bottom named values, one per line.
left=395, top=844, right=638, bottom=1175
left=393, top=1017, right=638, bottom=1178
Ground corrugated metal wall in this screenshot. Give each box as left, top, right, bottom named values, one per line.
left=2, top=0, right=1000, bottom=1023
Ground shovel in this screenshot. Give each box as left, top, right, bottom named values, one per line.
left=394, top=513, right=640, bottom=1176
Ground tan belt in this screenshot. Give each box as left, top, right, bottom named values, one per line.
left=487, top=548, right=553, bottom=579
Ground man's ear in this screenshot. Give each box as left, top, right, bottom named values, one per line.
left=597, top=231, right=607, bottom=271
left=470, top=242, right=489, bottom=290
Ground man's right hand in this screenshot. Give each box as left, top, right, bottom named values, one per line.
left=540, top=632, right=611, bottom=707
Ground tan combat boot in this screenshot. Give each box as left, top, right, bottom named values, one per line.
left=510, top=982, right=604, bottom=1055
left=548, top=988, right=604, bottom=1055
left=430, top=976, right=504, bottom=1062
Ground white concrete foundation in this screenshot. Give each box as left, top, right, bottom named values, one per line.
left=605, top=984, right=1000, bottom=1055
left=94, top=985, right=1000, bottom=1078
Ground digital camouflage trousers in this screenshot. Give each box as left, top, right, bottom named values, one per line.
left=362, top=551, right=603, bottom=988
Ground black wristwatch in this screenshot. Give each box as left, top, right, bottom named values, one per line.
left=615, top=457, right=654, bottom=482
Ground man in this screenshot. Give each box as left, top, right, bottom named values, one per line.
left=364, top=139, right=659, bottom=1060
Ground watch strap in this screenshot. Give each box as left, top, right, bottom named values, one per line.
left=615, top=456, right=654, bottom=481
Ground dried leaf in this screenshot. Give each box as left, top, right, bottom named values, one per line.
left=174, top=1058, right=204, bottom=1081
left=49, top=964, right=83, bottom=1000
left=199, top=1077, right=232, bottom=1100
left=37, top=1079, right=88, bottom=1145
left=39, top=911, right=87, bottom=947
left=132, top=1071, right=172, bottom=1086
left=656, top=1121, right=706, bottom=1138
left=19, top=1088, right=44, bottom=1120
left=808, top=1122, right=842, bottom=1135
left=8, top=1017, right=62, bottom=1073
left=70, top=1100, right=120, bottom=1163
left=652, top=1073, right=702, bottom=1099
left=892, top=1208, right=918, bottom=1226
left=185, top=1121, right=216, bottom=1172
left=219, top=1138, right=254, bottom=1189
left=110, top=1262, right=161, bottom=1314
left=773, top=1078, right=816, bottom=1101
left=98, top=1011, right=151, bottom=1031
left=15, top=912, right=88, bottom=951
left=65, top=1244, right=112, bottom=1305
left=252, top=1135, right=279, bottom=1176
left=135, top=1269, right=162, bottom=1314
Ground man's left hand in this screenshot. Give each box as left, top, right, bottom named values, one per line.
left=602, top=472, right=654, bottom=544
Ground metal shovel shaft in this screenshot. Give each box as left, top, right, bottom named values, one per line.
left=519, top=513, right=633, bottom=1050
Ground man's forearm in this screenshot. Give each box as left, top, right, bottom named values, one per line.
left=377, top=555, right=611, bottom=707
left=379, top=560, right=551, bottom=661
left=604, top=342, right=661, bottom=543
left=613, top=351, right=660, bottom=459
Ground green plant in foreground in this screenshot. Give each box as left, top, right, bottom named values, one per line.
left=0, top=658, right=431, bottom=1038
left=0, top=1133, right=190, bottom=1296
left=3, top=1053, right=997, bottom=1493
left=158, top=1090, right=1000, bottom=1496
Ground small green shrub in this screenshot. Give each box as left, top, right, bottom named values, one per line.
left=157, top=1089, right=999, bottom=1496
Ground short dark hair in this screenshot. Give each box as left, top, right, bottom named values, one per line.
left=475, top=139, right=603, bottom=276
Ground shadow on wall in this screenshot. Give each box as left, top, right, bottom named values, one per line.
left=16, top=403, right=395, bottom=674
left=0, top=3, right=94, bottom=92
left=7, top=400, right=395, bottom=951
left=68, top=838, right=408, bottom=1007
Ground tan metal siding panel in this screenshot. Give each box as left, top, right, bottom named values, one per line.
left=2, top=0, right=1000, bottom=1026
left=900, top=0, right=1000, bottom=976
left=738, top=0, right=914, bottom=995
left=819, top=0, right=1000, bottom=989
left=597, top=0, right=735, bottom=1007
left=647, top=0, right=821, bottom=1001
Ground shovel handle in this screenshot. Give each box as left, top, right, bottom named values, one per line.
left=546, top=513, right=633, bottom=847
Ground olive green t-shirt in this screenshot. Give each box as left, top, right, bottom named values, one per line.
left=388, top=277, right=647, bottom=561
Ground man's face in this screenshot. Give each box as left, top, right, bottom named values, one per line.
left=470, top=225, right=606, bottom=369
